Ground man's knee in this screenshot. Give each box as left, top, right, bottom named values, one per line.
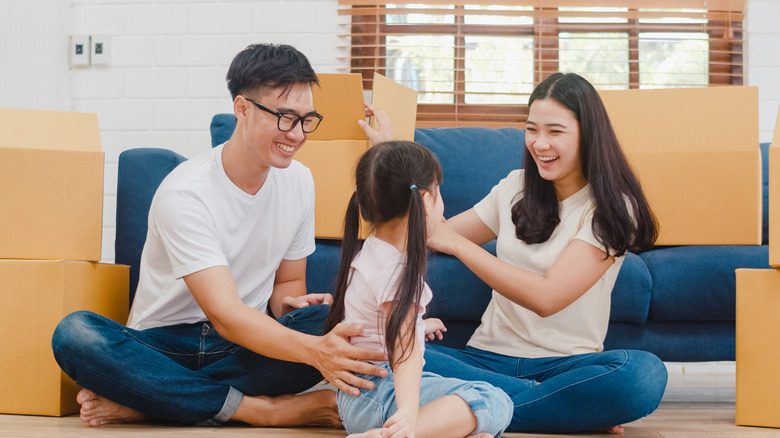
left=52, top=311, right=113, bottom=361
left=279, top=303, right=329, bottom=335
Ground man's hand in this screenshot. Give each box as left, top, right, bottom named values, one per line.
left=423, top=318, right=446, bottom=342
left=311, top=322, right=388, bottom=396
left=280, top=293, right=333, bottom=315
left=359, top=103, right=394, bottom=147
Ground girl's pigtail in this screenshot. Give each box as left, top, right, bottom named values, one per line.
left=325, top=191, right=362, bottom=333
left=385, top=186, right=427, bottom=367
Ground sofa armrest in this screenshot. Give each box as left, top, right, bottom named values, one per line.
left=116, top=148, right=187, bottom=307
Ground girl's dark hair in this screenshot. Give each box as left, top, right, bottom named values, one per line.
left=513, top=72, right=658, bottom=256
left=226, top=43, right=318, bottom=100
left=325, top=141, right=443, bottom=367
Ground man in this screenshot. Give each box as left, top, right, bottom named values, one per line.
left=51, top=43, right=391, bottom=427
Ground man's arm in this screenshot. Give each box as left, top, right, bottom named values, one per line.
left=184, top=265, right=387, bottom=395
left=268, top=258, right=332, bottom=318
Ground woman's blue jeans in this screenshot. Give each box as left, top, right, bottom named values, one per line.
left=51, top=305, right=329, bottom=425
left=423, top=344, right=668, bottom=433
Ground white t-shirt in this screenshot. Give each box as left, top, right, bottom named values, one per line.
left=343, top=236, right=432, bottom=358
left=126, top=144, right=316, bottom=330
left=467, top=169, right=624, bottom=358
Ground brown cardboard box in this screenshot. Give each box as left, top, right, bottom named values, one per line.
left=295, top=73, right=418, bottom=238
left=736, top=268, right=780, bottom=428
left=0, top=260, right=129, bottom=416
left=0, top=108, right=104, bottom=261
left=769, top=107, right=780, bottom=267
left=600, top=87, right=761, bottom=246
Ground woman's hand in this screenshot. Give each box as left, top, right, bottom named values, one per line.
left=359, top=103, right=394, bottom=146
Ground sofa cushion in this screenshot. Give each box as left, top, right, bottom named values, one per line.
left=415, top=127, right=524, bottom=217
left=116, top=148, right=187, bottom=305
left=643, top=244, right=770, bottom=322
left=609, top=252, right=652, bottom=325
left=211, top=114, right=235, bottom=147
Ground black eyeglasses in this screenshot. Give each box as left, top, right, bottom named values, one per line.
left=244, top=97, right=323, bottom=133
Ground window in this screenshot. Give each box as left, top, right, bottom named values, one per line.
left=339, top=1, right=745, bottom=127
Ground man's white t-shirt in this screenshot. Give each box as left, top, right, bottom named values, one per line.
left=126, top=144, right=316, bottom=331
left=467, top=169, right=624, bottom=359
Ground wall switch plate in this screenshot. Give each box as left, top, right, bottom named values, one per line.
left=70, top=35, right=90, bottom=67
left=91, top=34, right=110, bottom=66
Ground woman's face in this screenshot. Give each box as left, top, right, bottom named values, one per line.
left=525, top=97, right=587, bottom=200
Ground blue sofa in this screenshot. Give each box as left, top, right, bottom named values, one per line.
left=115, top=114, right=772, bottom=362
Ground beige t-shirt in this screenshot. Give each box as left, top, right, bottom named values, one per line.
left=467, top=170, right=624, bottom=358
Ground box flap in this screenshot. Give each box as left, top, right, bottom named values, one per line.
left=309, top=74, right=366, bottom=141
left=371, top=73, right=418, bottom=141
left=0, top=108, right=102, bottom=152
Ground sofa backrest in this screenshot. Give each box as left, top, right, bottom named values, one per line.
left=115, top=148, right=188, bottom=306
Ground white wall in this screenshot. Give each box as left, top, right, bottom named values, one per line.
left=1, top=0, right=779, bottom=263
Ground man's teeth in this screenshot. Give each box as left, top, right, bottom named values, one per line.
left=276, top=143, right=294, bottom=152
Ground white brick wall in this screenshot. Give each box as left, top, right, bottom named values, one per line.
left=0, top=0, right=778, bottom=264
left=63, top=0, right=349, bottom=262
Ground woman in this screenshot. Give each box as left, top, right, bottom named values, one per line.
left=424, top=72, right=667, bottom=433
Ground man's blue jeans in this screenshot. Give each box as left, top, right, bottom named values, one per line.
left=423, top=344, right=668, bottom=433
left=51, top=305, right=329, bottom=425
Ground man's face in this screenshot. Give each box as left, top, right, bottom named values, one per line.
left=241, top=82, right=315, bottom=170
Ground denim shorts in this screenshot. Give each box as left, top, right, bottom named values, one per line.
left=338, top=362, right=512, bottom=436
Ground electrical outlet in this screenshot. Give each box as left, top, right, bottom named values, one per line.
left=70, top=35, right=90, bottom=67
left=91, top=34, right=110, bottom=66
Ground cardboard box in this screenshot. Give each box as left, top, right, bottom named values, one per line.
left=0, top=108, right=104, bottom=261
left=770, top=107, right=780, bottom=267
left=736, top=268, right=780, bottom=428
left=599, top=87, right=761, bottom=246
left=295, top=73, right=418, bottom=238
left=0, top=260, right=129, bottom=416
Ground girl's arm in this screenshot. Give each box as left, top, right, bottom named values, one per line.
left=428, top=209, right=614, bottom=317
left=381, top=302, right=422, bottom=438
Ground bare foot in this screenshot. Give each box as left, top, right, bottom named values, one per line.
left=469, top=434, right=495, bottom=438
left=599, top=425, right=625, bottom=434
left=232, top=389, right=341, bottom=428
left=77, top=388, right=147, bottom=427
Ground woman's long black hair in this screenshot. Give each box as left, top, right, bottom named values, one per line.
left=325, top=141, right=443, bottom=367
left=512, top=72, right=658, bottom=256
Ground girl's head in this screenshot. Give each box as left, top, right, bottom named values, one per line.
left=326, top=140, right=443, bottom=367
left=354, top=140, right=443, bottom=231
left=514, top=72, right=658, bottom=254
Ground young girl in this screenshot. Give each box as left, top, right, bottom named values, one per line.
left=423, top=72, right=668, bottom=433
left=325, top=141, right=516, bottom=438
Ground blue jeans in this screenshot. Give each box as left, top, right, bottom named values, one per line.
left=51, top=305, right=329, bottom=425
left=338, top=362, right=514, bottom=436
left=423, top=344, right=668, bottom=433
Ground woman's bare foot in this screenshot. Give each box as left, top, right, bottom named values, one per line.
left=599, top=425, right=625, bottom=434
left=232, top=389, right=341, bottom=428
left=77, top=388, right=147, bottom=427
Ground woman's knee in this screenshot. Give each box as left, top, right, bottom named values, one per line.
left=617, top=350, right=668, bottom=415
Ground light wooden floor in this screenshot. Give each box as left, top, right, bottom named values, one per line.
left=1, top=372, right=778, bottom=437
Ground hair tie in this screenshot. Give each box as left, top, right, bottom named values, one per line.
left=410, top=184, right=417, bottom=190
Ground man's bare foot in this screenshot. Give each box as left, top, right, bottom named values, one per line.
left=77, top=388, right=147, bottom=427
left=232, top=389, right=341, bottom=428
left=599, top=425, right=625, bottom=434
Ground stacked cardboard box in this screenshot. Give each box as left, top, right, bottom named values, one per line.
left=297, top=73, right=418, bottom=239
left=736, top=107, right=780, bottom=428
left=0, top=109, right=129, bottom=416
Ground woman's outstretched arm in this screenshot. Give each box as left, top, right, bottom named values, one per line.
left=427, top=209, right=614, bottom=317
